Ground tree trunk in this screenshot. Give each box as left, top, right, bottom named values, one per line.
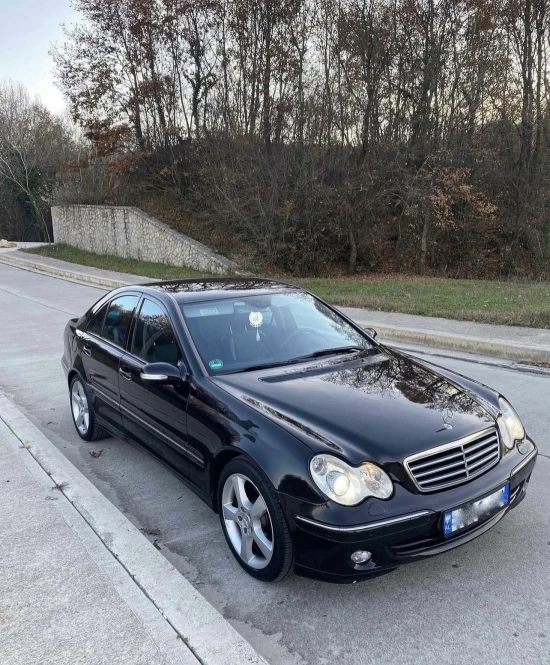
left=262, top=6, right=273, bottom=155
left=419, top=215, right=430, bottom=276
left=348, top=229, right=358, bottom=274
left=518, top=0, right=534, bottom=198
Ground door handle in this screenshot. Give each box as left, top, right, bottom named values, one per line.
left=83, top=343, right=92, bottom=356
left=119, top=367, right=132, bottom=381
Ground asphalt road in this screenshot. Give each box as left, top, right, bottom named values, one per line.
left=0, top=261, right=548, bottom=665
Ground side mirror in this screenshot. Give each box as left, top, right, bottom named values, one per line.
left=140, top=362, right=182, bottom=385
left=364, top=327, right=378, bottom=340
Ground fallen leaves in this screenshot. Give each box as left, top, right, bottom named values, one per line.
left=141, top=528, right=163, bottom=549
left=90, top=449, right=104, bottom=458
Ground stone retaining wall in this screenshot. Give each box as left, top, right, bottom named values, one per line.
left=51, top=205, right=238, bottom=275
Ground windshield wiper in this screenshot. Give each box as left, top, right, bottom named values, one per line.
left=223, top=347, right=366, bottom=374
left=286, top=346, right=366, bottom=363
left=224, top=359, right=301, bottom=374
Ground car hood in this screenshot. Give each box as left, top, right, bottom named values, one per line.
left=212, top=349, right=495, bottom=464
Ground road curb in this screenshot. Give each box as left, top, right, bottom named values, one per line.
left=2, top=251, right=549, bottom=364
left=0, top=392, right=267, bottom=665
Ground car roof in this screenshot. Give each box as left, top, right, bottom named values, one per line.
left=137, top=278, right=304, bottom=303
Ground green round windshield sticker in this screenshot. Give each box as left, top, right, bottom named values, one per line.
left=209, top=359, right=224, bottom=371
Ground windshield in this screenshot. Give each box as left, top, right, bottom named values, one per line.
left=181, top=291, right=374, bottom=374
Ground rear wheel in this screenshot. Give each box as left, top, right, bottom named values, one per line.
left=70, top=376, right=109, bottom=442
left=218, top=458, right=294, bottom=582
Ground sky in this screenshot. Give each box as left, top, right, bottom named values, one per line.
left=0, top=0, right=78, bottom=114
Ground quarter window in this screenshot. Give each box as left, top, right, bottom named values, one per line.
left=131, top=299, right=179, bottom=366
left=100, top=295, right=139, bottom=347
left=88, top=303, right=108, bottom=337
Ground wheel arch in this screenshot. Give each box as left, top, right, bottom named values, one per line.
left=67, top=368, right=79, bottom=387
left=209, top=434, right=322, bottom=512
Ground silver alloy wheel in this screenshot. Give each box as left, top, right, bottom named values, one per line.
left=71, top=380, right=90, bottom=436
left=221, top=473, right=274, bottom=570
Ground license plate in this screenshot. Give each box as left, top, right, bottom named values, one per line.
left=442, top=484, right=510, bottom=536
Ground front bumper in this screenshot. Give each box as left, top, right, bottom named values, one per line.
left=283, top=443, right=537, bottom=583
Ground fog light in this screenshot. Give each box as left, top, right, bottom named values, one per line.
left=351, top=550, right=372, bottom=564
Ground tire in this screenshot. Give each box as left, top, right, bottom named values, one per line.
left=69, top=376, right=109, bottom=442
left=218, top=457, right=294, bottom=582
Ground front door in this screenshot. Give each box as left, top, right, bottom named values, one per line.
left=119, top=297, right=190, bottom=478
left=80, top=294, right=140, bottom=431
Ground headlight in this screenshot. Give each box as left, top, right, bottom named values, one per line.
left=310, top=454, right=393, bottom=505
left=497, top=397, right=525, bottom=450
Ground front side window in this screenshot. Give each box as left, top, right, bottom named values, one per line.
left=100, top=295, right=139, bottom=347
left=181, top=291, right=373, bottom=374
left=131, top=299, right=180, bottom=366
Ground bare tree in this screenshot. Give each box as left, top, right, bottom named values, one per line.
left=47, top=0, right=550, bottom=278
left=0, top=82, right=74, bottom=241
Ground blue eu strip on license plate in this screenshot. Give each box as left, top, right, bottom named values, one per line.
left=443, top=484, right=510, bottom=536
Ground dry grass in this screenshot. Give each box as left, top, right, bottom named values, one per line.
left=295, top=275, right=550, bottom=328
left=22, top=244, right=212, bottom=280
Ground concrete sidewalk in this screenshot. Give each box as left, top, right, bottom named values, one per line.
left=0, top=419, right=192, bottom=665
left=0, top=393, right=266, bottom=665
left=1, top=249, right=549, bottom=363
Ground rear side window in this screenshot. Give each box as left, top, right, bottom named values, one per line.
left=95, top=295, right=139, bottom=348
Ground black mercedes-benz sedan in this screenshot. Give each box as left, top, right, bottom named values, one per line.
left=62, top=278, right=537, bottom=583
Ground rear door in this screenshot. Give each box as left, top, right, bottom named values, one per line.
left=119, top=297, right=190, bottom=478
left=79, top=294, right=140, bottom=431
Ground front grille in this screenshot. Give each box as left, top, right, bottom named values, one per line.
left=405, top=428, right=501, bottom=492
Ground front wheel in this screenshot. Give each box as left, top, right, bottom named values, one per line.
left=218, top=458, right=294, bottom=582
left=70, top=376, right=109, bottom=442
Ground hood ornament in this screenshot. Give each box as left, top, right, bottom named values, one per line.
left=442, top=409, right=453, bottom=430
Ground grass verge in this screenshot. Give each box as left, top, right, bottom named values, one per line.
left=21, top=244, right=211, bottom=280
left=296, top=276, right=550, bottom=328
left=20, top=244, right=550, bottom=328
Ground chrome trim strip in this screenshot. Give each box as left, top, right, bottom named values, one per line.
left=511, top=447, right=537, bottom=477
left=411, top=449, right=464, bottom=470
left=415, top=466, right=467, bottom=485
left=467, top=449, right=499, bottom=472
left=414, top=457, right=465, bottom=478
left=404, top=427, right=500, bottom=493
left=465, top=442, right=499, bottom=463
left=119, top=403, right=205, bottom=467
left=92, top=385, right=120, bottom=409
left=293, top=511, right=433, bottom=534
left=463, top=433, right=498, bottom=454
